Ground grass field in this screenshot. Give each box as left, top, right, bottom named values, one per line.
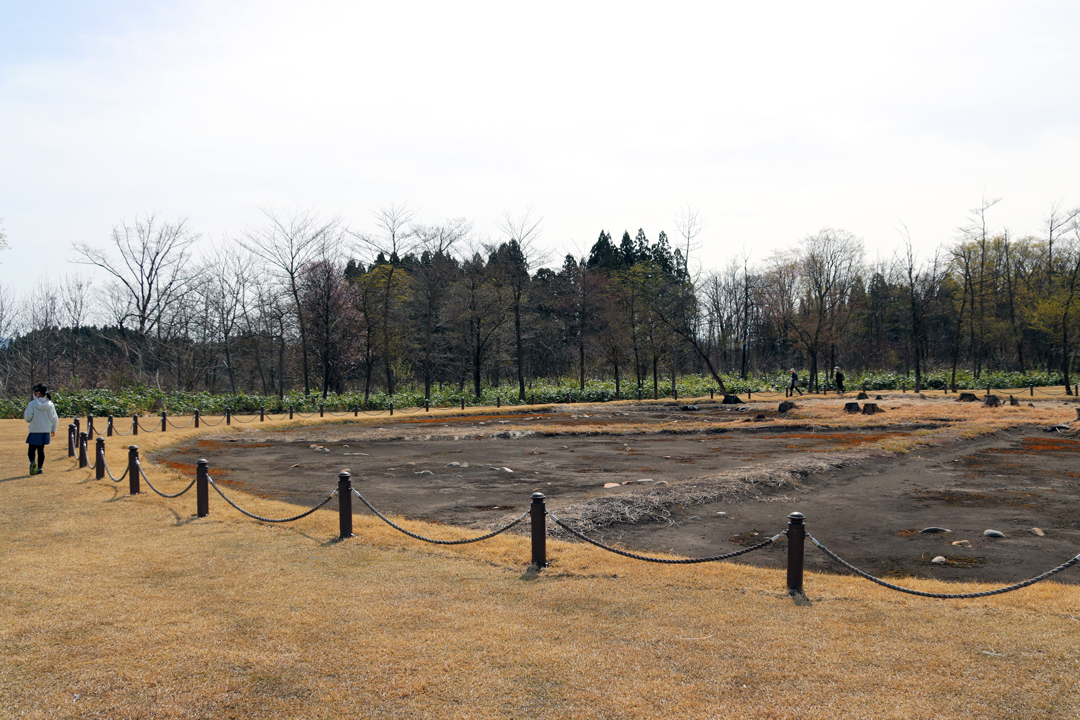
left=2, top=396, right=1079, bottom=719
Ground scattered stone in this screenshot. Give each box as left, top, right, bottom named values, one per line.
left=529, top=448, right=542, bottom=455
left=603, top=482, right=621, bottom=488
left=460, top=462, right=468, bottom=467
left=932, top=556, right=947, bottom=565
left=754, top=414, right=767, bottom=421
left=406, top=462, right=416, bottom=466
left=561, top=445, right=568, bottom=449
left=415, top=470, right=433, bottom=476
left=309, top=444, right=319, bottom=449
left=983, top=529, right=1006, bottom=538
left=920, top=527, right=952, bottom=534
left=290, top=463, right=300, bottom=469
left=1028, top=403, right=1035, bottom=407
left=721, top=394, right=744, bottom=405
left=875, top=395, right=884, bottom=400
left=716, top=511, right=727, bottom=516
left=342, top=444, right=349, bottom=448
left=951, top=540, right=971, bottom=547
left=622, top=480, right=635, bottom=485
left=688, top=516, right=700, bottom=520
left=654, top=480, right=669, bottom=487
left=778, top=401, right=797, bottom=413
left=663, top=456, right=672, bottom=459
left=1031, top=527, right=1045, bottom=537
left=446, top=462, right=461, bottom=467
left=501, top=467, right=514, bottom=473
left=843, top=402, right=862, bottom=413
left=680, top=405, right=700, bottom=411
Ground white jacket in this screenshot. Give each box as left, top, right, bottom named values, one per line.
left=24, top=397, right=59, bottom=434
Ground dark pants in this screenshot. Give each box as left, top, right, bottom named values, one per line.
left=28, top=444, right=45, bottom=469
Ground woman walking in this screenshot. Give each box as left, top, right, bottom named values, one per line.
left=24, top=383, right=58, bottom=475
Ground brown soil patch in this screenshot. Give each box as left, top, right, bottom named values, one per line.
left=154, top=399, right=1080, bottom=585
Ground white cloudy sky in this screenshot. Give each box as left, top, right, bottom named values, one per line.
left=2, top=1, right=1079, bottom=296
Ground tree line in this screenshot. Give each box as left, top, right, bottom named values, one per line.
left=2, top=198, right=1079, bottom=401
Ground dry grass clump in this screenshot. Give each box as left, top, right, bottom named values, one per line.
left=3, top=412, right=1080, bottom=719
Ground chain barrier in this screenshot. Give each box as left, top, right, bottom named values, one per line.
left=549, top=512, right=782, bottom=564
left=808, top=533, right=1080, bottom=599
left=294, top=412, right=319, bottom=418
left=231, top=415, right=259, bottom=423
left=102, top=457, right=129, bottom=483
left=135, top=419, right=159, bottom=433
left=207, top=476, right=338, bottom=522
left=113, top=426, right=132, bottom=436
left=137, top=461, right=197, bottom=498
left=397, top=406, right=424, bottom=414
left=199, top=416, right=226, bottom=426
left=352, top=488, right=527, bottom=544
left=166, top=417, right=194, bottom=429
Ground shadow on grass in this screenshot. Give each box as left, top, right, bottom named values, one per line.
left=0, top=474, right=30, bottom=483
left=165, top=507, right=200, bottom=526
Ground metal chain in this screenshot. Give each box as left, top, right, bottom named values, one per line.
left=135, top=419, right=159, bottom=433
left=199, top=416, right=226, bottom=426
left=352, top=488, right=528, bottom=544
left=294, top=412, right=318, bottom=418
left=549, top=512, right=782, bottom=564
left=137, top=461, right=197, bottom=498
left=102, top=457, right=129, bottom=483
left=207, top=476, right=338, bottom=522
left=231, top=415, right=258, bottom=423
left=113, top=426, right=132, bottom=436
left=166, top=417, right=194, bottom=429
left=808, top=533, right=1080, bottom=599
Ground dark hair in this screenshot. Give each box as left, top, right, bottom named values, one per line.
left=33, top=383, right=51, bottom=400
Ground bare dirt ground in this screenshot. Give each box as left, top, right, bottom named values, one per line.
left=156, top=396, right=1080, bottom=585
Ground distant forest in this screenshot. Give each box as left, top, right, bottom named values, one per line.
left=3, top=199, right=1080, bottom=401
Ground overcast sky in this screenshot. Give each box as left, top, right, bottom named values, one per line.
left=2, top=1, right=1079, bottom=298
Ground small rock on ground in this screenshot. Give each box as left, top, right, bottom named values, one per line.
left=984, top=529, right=1006, bottom=538
left=932, top=556, right=947, bottom=564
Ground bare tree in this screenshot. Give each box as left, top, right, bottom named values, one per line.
left=240, top=208, right=337, bottom=396
left=1044, top=199, right=1080, bottom=286
left=674, top=204, right=704, bottom=278
left=350, top=202, right=419, bottom=396
left=73, top=214, right=197, bottom=379
left=493, top=207, right=546, bottom=400
left=412, top=219, right=468, bottom=400
left=59, top=273, right=92, bottom=388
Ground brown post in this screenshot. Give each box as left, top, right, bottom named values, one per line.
left=289, top=407, right=294, bottom=420
left=338, top=471, right=354, bottom=539
left=78, top=432, right=88, bottom=468
left=354, top=407, right=358, bottom=417
left=461, top=397, right=465, bottom=410
left=194, top=409, right=200, bottom=428
left=1030, top=384, right=1034, bottom=396
left=786, top=512, right=806, bottom=598
left=530, top=492, right=547, bottom=568
left=107, top=415, right=114, bottom=437
left=68, top=424, right=76, bottom=457
left=425, top=399, right=430, bottom=412
left=226, top=409, right=231, bottom=425
left=496, top=397, right=500, bottom=408
left=87, top=416, right=94, bottom=440
left=710, top=389, right=714, bottom=400
left=748, top=390, right=752, bottom=400
left=390, top=401, right=394, bottom=416
left=260, top=407, right=265, bottom=422
left=132, top=414, right=138, bottom=435
left=196, top=459, right=209, bottom=517
left=128, top=445, right=140, bottom=495
left=73, top=417, right=80, bottom=439
left=320, top=405, right=324, bottom=418
left=95, top=438, right=105, bottom=480
left=161, top=411, right=167, bottom=432
left=532, top=394, right=536, bottom=405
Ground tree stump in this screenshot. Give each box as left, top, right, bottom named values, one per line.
left=1009, top=395, right=1020, bottom=406
left=844, top=402, right=862, bottom=413
left=856, top=391, right=869, bottom=400
left=957, top=393, right=979, bottom=402
left=778, top=401, right=797, bottom=413
left=983, top=395, right=1001, bottom=408
left=862, top=403, right=884, bottom=415
left=721, top=394, right=744, bottom=405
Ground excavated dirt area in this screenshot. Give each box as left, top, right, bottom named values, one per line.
left=155, top=400, right=1080, bottom=585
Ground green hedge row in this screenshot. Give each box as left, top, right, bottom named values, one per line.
left=1, top=370, right=1071, bottom=419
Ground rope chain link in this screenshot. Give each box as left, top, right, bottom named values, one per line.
left=549, top=512, right=782, bottom=564
left=102, top=456, right=129, bottom=483
left=231, top=414, right=259, bottom=423
left=137, top=461, right=197, bottom=498
left=207, top=476, right=338, bottom=522
left=808, top=533, right=1080, bottom=599
left=352, top=488, right=527, bottom=544
left=166, top=417, right=194, bottom=429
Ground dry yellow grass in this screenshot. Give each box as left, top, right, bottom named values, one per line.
left=2, top=407, right=1080, bottom=719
